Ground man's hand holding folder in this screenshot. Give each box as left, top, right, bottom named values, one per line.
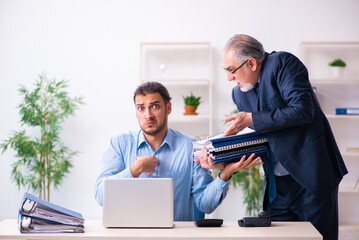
left=193, top=130, right=268, bottom=181
left=195, top=149, right=262, bottom=181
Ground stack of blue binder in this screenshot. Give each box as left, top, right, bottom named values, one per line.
left=18, top=192, right=85, bottom=233
left=193, top=131, right=269, bottom=164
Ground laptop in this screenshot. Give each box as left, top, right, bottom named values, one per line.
left=103, top=178, right=174, bottom=228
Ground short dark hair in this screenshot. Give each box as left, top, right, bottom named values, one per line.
left=133, top=81, right=172, bottom=104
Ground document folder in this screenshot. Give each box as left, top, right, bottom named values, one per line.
left=193, top=131, right=269, bottom=164
left=335, top=107, right=359, bottom=115
left=18, top=214, right=85, bottom=233
left=18, top=192, right=84, bottom=233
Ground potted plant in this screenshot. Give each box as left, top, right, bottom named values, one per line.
left=0, top=73, right=84, bottom=201
left=182, top=92, right=201, bottom=115
left=328, top=58, right=346, bottom=78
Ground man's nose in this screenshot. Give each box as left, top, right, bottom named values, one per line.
left=144, top=108, right=153, bottom=118
left=227, top=72, right=235, bottom=81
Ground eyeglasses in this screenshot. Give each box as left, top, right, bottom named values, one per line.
left=227, top=59, right=249, bottom=74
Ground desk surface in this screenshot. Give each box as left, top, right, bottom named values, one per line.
left=0, top=219, right=322, bottom=240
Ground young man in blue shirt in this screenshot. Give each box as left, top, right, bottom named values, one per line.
left=95, top=81, right=263, bottom=221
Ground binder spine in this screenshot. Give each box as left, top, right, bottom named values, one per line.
left=213, top=148, right=268, bottom=164
left=214, top=145, right=268, bottom=158
left=214, top=138, right=268, bottom=152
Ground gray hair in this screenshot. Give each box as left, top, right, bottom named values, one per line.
left=224, top=34, right=265, bottom=63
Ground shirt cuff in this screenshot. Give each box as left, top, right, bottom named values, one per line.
left=214, top=173, right=230, bottom=189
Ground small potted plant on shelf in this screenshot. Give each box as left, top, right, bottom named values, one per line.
left=328, top=58, right=346, bottom=78
left=183, top=92, right=201, bottom=115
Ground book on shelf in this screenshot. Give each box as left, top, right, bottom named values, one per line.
left=347, top=147, right=359, bottom=153
left=18, top=192, right=85, bottom=233
left=335, top=108, right=359, bottom=115
left=193, top=130, right=269, bottom=164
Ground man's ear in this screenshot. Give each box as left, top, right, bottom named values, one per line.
left=248, top=58, right=258, bottom=71
left=166, top=102, right=172, bottom=115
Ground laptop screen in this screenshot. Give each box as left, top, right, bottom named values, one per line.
left=103, top=178, right=174, bottom=228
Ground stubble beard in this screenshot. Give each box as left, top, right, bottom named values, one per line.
left=141, top=110, right=168, bottom=136
left=142, top=118, right=167, bottom=136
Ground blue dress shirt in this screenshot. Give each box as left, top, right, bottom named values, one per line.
left=94, top=128, right=230, bottom=221
left=273, top=156, right=289, bottom=176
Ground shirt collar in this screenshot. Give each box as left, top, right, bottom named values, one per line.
left=137, top=129, right=173, bottom=151
left=137, top=130, right=147, bottom=149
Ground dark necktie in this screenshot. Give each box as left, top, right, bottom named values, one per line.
left=255, top=83, right=276, bottom=203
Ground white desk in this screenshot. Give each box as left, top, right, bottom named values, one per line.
left=0, top=219, right=322, bottom=240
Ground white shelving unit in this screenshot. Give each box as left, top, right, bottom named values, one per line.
left=140, top=42, right=212, bottom=138
left=300, top=42, right=359, bottom=240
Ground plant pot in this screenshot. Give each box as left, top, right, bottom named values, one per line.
left=331, top=66, right=345, bottom=79
left=183, top=105, right=198, bottom=115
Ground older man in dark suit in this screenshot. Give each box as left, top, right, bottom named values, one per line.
left=197, top=34, right=347, bottom=240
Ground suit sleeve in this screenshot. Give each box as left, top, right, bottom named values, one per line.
left=252, top=54, right=315, bottom=133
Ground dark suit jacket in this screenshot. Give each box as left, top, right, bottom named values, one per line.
left=232, top=51, right=348, bottom=197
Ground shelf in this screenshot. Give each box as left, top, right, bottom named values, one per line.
left=339, top=188, right=359, bottom=193
left=304, top=42, right=359, bottom=235
left=311, top=79, right=359, bottom=84
left=301, top=41, right=359, bottom=45
left=141, top=79, right=210, bottom=86
left=300, top=42, right=359, bottom=80
left=326, top=114, right=359, bottom=119
left=339, top=224, right=359, bottom=240
left=342, top=152, right=359, bottom=158
left=340, top=224, right=359, bottom=228
left=140, top=42, right=213, bottom=137
left=141, top=42, right=211, bottom=46
left=169, top=115, right=210, bottom=123
left=140, top=42, right=211, bottom=80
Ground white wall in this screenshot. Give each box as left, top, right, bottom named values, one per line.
left=1, top=0, right=359, bottom=221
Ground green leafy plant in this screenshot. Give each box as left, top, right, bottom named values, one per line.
left=231, top=167, right=264, bottom=216
left=328, top=58, right=346, bottom=67
left=224, top=108, right=264, bottom=216
left=182, top=92, right=201, bottom=107
left=0, top=73, right=84, bottom=201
